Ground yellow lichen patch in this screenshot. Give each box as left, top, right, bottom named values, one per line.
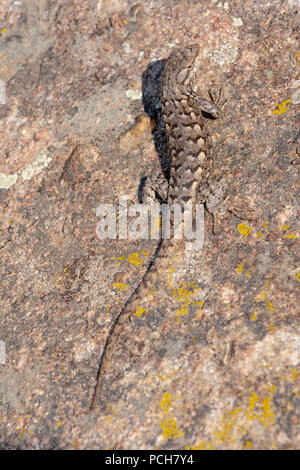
left=112, top=256, right=126, bottom=264
left=237, top=223, right=252, bottom=238
left=176, top=304, right=189, bottom=316
left=254, top=290, right=275, bottom=313
left=280, top=225, right=290, bottom=231
left=213, top=407, right=244, bottom=444
left=296, top=273, right=300, bottom=282
left=104, top=403, right=118, bottom=427
left=185, top=382, right=281, bottom=449
left=113, top=251, right=149, bottom=267
left=244, top=387, right=276, bottom=428
left=279, top=369, right=299, bottom=383
left=185, top=441, right=216, bottom=450
left=256, top=221, right=269, bottom=239
left=268, top=321, right=276, bottom=331
left=266, top=301, right=275, bottom=312
left=171, top=281, right=201, bottom=317
left=237, top=263, right=244, bottom=273
left=160, top=417, right=185, bottom=439
left=135, top=306, right=147, bottom=317
left=157, top=371, right=176, bottom=382
left=113, top=282, right=129, bottom=292
left=236, top=264, right=250, bottom=277
left=157, top=373, right=167, bottom=382
left=127, top=252, right=144, bottom=266
left=272, top=99, right=291, bottom=115
left=285, top=232, right=297, bottom=239
left=168, top=264, right=174, bottom=287
left=56, top=421, right=63, bottom=428
left=158, top=392, right=184, bottom=441
left=243, top=440, right=254, bottom=449
left=251, top=313, right=256, bottom=321
left=159, top=392, right=172, bottom=412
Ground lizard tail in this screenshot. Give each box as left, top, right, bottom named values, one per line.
left=90, top=238, right=180, bottom=410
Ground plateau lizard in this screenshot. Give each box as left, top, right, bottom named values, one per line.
left=90, top=44, right=224, bottom=410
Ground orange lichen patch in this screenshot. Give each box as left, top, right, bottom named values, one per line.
left=271, top=99, right=291, bottom=115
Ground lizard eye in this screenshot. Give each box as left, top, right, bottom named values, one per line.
left=177, top=68, right=189, bottom=84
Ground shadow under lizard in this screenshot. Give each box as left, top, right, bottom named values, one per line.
left=90, top=44, right=222, bottom=410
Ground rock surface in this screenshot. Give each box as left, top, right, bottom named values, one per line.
left=0, top=0, right=299, bottom=449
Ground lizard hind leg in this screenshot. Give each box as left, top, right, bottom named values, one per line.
left=202, top=177, right=256, bottom=234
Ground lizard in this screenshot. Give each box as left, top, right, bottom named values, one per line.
left=90, top=43, right=224, bottom=411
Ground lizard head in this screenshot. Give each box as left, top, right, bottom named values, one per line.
left=162, top=44, right=200, bottom=88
